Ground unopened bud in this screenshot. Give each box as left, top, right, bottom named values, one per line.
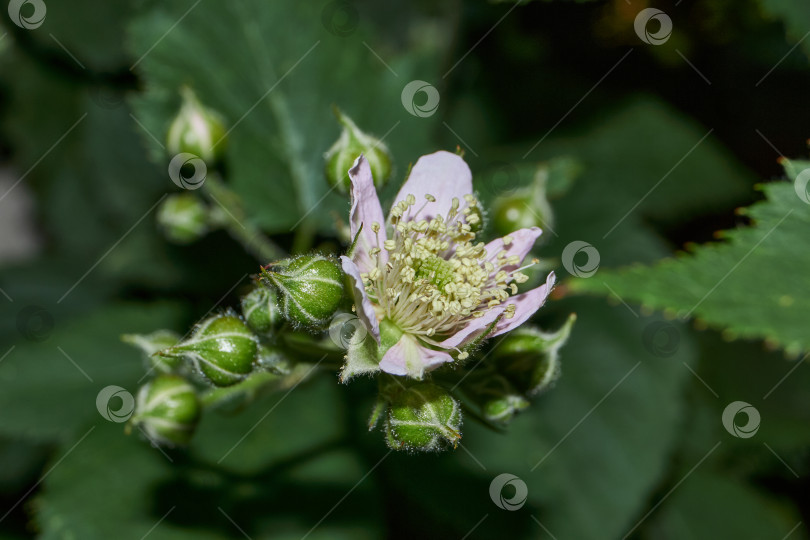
left=262, top=255, right=344, bottom=327
left=492, top=168, right=553, bottom=236
left=459, top=370, right=528, bottom=425
left=156, top=193, right=209, bottom=244
left=131, top=375, right=201, bottom=446
left=240, top=285, right=282, bottom=334
left=160, top=314, right=258, bottom=387
left=324, top=108, right=392, bottom=193
left=493, top=314, right=576, bottom=395
left=167, top=86, right=227, bottom=164
left=385, top=383, right=462, bottom=452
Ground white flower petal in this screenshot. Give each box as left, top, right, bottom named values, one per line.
left=349, top=155, right=387, bottom=273
left=380, top=334, right=453, bottom=379
left=340, top=256, right=380, bottom=343
left=483, top=227, right=542, bottom=272
left=391, top=151, right=472, bottom=222
left=491, top=271, right=556, bottom=337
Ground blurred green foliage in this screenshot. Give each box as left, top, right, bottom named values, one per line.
left=1, top=0, right=809, bottom=539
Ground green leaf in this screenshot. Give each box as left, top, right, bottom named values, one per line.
left=645, top=472, right=801, bottom=539
left=0, top=302, right=186, bottom=441
left=572, top=180, right=810, bottom=355
left=758, top=0, right=810, bottom=60
left=36, top=377, right=382, bottom=539
left=128, top=0, right=449, bottom=233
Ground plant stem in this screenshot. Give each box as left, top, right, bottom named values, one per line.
left=201, top=363, right=313, bottom=409
left=203, top=173, right=285, bottom=263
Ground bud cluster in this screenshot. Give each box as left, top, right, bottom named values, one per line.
left=122, top=253, right=349, bottom=447
left=456, top=314, right=576, bottom=426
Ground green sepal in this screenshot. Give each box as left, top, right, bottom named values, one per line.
left=459, top=314, right=503, bottom=359
left=493, top=313, right=576, bottom=395
left=385, top=382, right=462, bottom=452
left=121, top=330, right=184, bottom=373
left=345, top=222, right=363, bottom=259
left=368, top=396, right=387, bottom=431
left=340, top=328, right=381, bottom=383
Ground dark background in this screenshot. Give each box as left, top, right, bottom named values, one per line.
left=0, top=0, right=808, bottom=538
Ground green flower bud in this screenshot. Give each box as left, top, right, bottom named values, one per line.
left=156, top=193, right=209, bottom=244
left=459, top=370, right=528, bottom=425
left=483, top=392, right=529, bottom=424
left=262, top=255, right=344, bottom=328
left=122, top=330, right=184, bottom=373
left=385, top=383, right=462, bottom=452
left=160, top=314, right=258, bottom=387
left=240, top=286, right=282, bottom=334
left=492, top=167, right=554, bottom=236
left=167, top=86, right=227, bottom=164
left=493, top=314, right=576, bottom=396
left=131, top=375, right=201, bottom=446
left=324, top=108, right=392, bottom=194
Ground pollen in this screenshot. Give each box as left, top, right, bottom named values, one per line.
left=361, top=192, right=534, bottom=346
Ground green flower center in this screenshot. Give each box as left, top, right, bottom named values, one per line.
left=414, top=254, right=455, bottom=291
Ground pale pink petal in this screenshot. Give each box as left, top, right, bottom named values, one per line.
left=439, top=270, right=556, bottom=348
left=391, top=151, right=472, bottom=222
left=438, top=308, right=501, bottom=349
left=349, top=155, right=387, bottom=272
left=340, top=256, right=380, bottom=343
left=380, top=334, right=453, bottom=378
left=483, top=227, right=542, bottom=272
left=491, top=272, right=556, bottom=337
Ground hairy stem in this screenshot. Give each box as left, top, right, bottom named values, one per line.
left=203, top=173, right=285, bottom=262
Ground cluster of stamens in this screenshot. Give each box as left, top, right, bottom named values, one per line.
left=359, top=193, right=532, bottom=351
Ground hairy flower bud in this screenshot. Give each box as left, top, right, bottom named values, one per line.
left=459, top=370, right=529, bottom=425
left=385, top=383, right=462, bottom=452
left=131, top=375, right=201, bottom=446
left=167, top=86, right=227, bottom=163
left=240, top=285, right=282, bottom=334
left=493, top=314, right=576, bottom=395
left=324, top=108, right=392, bottom=193
left=262, top=255, right=345, bottom=327
left=160, top=314, right=258, bottom=387
left=122, top=330, right=184, bottom=373
left=156, top=193, right=209, bottom=244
